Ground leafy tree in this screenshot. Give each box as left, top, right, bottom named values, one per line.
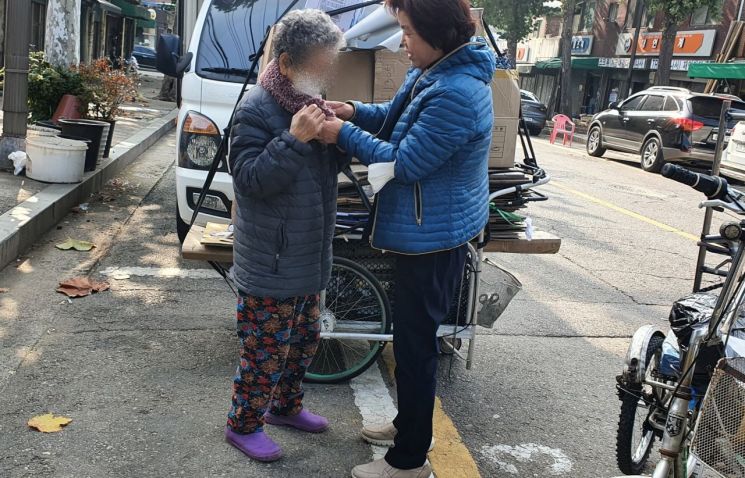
left=644, top=0, right=721, bottom=85
left=474, top=0, right=555, bottom=67
left=559, top=0, right=576, bottom=116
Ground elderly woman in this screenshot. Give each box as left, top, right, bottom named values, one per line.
left=225, top=10, right=346, bottom=462
left=321, top=0, right=496, bottom=476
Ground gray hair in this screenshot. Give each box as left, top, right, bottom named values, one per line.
left=272, top=9, right=345, bottom=66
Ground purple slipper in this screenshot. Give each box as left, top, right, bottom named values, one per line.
left=225, top=427, right=283, bottom=462
left=264, top=410, right=329, bottom=433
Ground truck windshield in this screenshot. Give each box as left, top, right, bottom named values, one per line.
left=196, top=0, right=296, bottom=84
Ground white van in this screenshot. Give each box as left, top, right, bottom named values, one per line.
left=160, top=0, right=300, bottom=241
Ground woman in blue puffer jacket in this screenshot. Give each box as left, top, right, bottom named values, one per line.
left=321, top=0, right=495, bottom=476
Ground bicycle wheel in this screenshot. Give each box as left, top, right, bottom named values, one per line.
left=616, top=335, right=665, bottom=475
left=304, top=256, right=392, bottom=384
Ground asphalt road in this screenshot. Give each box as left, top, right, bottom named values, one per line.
left=0, top=132, right=735, bottom=477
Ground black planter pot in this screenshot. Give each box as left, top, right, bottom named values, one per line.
left=58, top=119, right=108, bottom=172
left=103, top=119, right=116, bottom=158
left=59, top=134, right=94, bottom=170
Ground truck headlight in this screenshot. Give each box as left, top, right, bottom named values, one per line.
left=179, top=111, right=222, bottom=169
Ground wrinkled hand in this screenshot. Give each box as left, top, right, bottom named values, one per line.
left=290, top=104, right=325, bottom=143
left=325, top=101, right=354, bottom=121
left=319, top=118, right=345, bottom=145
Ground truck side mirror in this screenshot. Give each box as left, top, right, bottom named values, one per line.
left=156, top=34, right=192, bottom=78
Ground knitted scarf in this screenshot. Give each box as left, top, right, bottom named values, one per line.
left=259, top=60, right=335, bottom=118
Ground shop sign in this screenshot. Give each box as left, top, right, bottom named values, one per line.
left=599, top=57, right=647, bottom=69
left=616, top=30, right=716, bottom=57
left=649, top=58, right=707, bottom=71
left=571, top=35, right=593, bottom=56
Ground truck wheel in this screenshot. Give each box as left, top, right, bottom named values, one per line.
left=176, top=205, right=189, bottom=244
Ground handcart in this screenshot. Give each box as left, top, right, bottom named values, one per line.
left=179, top=0, right=561, bottom=384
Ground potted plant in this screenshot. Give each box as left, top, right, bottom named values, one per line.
left=27, top=52, right=84, bottom=124
left=76, top=59, right=137, bottom=158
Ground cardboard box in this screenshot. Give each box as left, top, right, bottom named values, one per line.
left=491, top=69, right=521, bottom=118
left=326, top=50, right=375, bottom=103
left=489, top=117, right=519, bottom=169
left=374, top=49, right=411, bottom=102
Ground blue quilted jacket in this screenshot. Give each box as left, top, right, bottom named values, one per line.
left=338, top=41, right=495, bottom=254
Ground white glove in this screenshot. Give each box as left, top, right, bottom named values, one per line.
left=367, top=161, right=395, bottom=194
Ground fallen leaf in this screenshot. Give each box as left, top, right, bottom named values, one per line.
left=56, top=239, right=96, bottom=252
left=28, top=413, right=72, bottom=433
left=0, top=288, right=8, bottom=293
left=56, top=277, right=110, bottom=298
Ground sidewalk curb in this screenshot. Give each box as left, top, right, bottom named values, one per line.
left=0, top=109, right=177, bottom=272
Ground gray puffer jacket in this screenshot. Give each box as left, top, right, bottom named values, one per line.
left=229, top=86, right=347, bottom=298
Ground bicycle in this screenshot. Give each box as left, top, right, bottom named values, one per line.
left=614, top=163, right=745, bottom=478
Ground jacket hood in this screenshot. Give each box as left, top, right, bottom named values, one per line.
left=415, top=41, right=496, bottom=91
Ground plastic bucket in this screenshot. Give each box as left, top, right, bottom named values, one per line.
left=25, top=136, right=88, bottom=183
left=27, top=124, right=61, bottom=138
left=58, top=119, right=108, bottom=171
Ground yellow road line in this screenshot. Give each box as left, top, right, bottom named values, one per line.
left=550, top=181, right=700, bottom=242
left=382, top=348, right=481, bottom=478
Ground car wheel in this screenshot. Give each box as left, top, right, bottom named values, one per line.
left=528, top=127, right=542, bottom=136
left=586, top=126, right=606, bottom=157
left=641, top=137, right=666, bottom=173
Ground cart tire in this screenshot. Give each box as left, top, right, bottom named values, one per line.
left=305, top=256, right=391, bottom=384
left=439, top=337, right=462, bottom=355
left=616, top=335, right=664, bottom=475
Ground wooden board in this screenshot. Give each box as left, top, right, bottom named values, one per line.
left=181, top=225, right=233, bottom=263
left=482, top=230, right=561, bottom=254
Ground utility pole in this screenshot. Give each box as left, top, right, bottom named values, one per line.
left=626, top=0, right=645, bottom=98
left=0, top=0, right=32, bottom=169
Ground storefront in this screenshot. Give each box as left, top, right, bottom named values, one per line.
left=521, top=56, right=601, bottom=117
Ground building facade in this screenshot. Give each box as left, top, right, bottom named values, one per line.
left=513, top=0, right=741, bottom=117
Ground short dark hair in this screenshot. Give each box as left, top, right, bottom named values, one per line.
left=385, top=0, right=476, bottom=53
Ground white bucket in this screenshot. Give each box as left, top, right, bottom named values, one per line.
left=25, top=136, right=88, bottom=183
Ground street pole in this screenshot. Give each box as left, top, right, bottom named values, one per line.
left=626, top=0, right=645, bottom=98
left=0, top=0, right=32, bottom=170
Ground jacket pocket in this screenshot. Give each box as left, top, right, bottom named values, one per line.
left=273, top=221, right=287, bottom=272
left=414, top=182, right=423, bottom=226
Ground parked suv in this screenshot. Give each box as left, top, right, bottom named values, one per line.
left=520, top=89, right=548, bottom=136
left=586, top=86, right=745, bottom=173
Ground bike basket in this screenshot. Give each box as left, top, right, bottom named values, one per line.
left=477, top=263, right=522, bottom=328
left=690, top=357, right=745, bottom=478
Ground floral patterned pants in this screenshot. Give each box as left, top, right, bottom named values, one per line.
left=227, top=293, right=321, bottom=434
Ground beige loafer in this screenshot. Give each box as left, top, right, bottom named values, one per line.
left=361, top=422, right=435, bottom=451
left=351, top=458, right=434, bottom=478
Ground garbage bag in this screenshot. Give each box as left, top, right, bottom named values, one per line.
left=9, top=151, right=27, bottom=176
left=669, top=293, right=717, bottom=346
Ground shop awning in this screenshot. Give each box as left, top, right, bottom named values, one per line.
left=688, top=62, right=745, bottom=80
left=136, top=17, right=157, bottom=29
left=534, top=57, right=600, bottom=70
left=109, top=0, right=151, bottom=21
left=97, top=0, right=122, bottom=15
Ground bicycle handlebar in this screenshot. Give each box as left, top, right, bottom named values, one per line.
left=661, top=164, right=729, bottom=201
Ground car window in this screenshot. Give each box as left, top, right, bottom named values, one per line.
left=196, top=0, right=298, bottom=84
left=641, top=95, right=665, bottom=111
left=663, top=96, right=680, bottom=111
left=620, top=95, right=646, bottom=111
left=521, top=91, right=539, bottom=102
left=688, top=96, right=745, bottom=119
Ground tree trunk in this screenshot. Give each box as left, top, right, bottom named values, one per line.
left=655, top=18, right=677, bottom=87
left=559, top=0, right=575, bottom=116
left=508, top=38, right=518, bottom=68
left=44, top=0, right=81, bottom=68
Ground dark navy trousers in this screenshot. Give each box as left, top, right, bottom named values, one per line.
left=385, top=244, right=468, bottom=470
